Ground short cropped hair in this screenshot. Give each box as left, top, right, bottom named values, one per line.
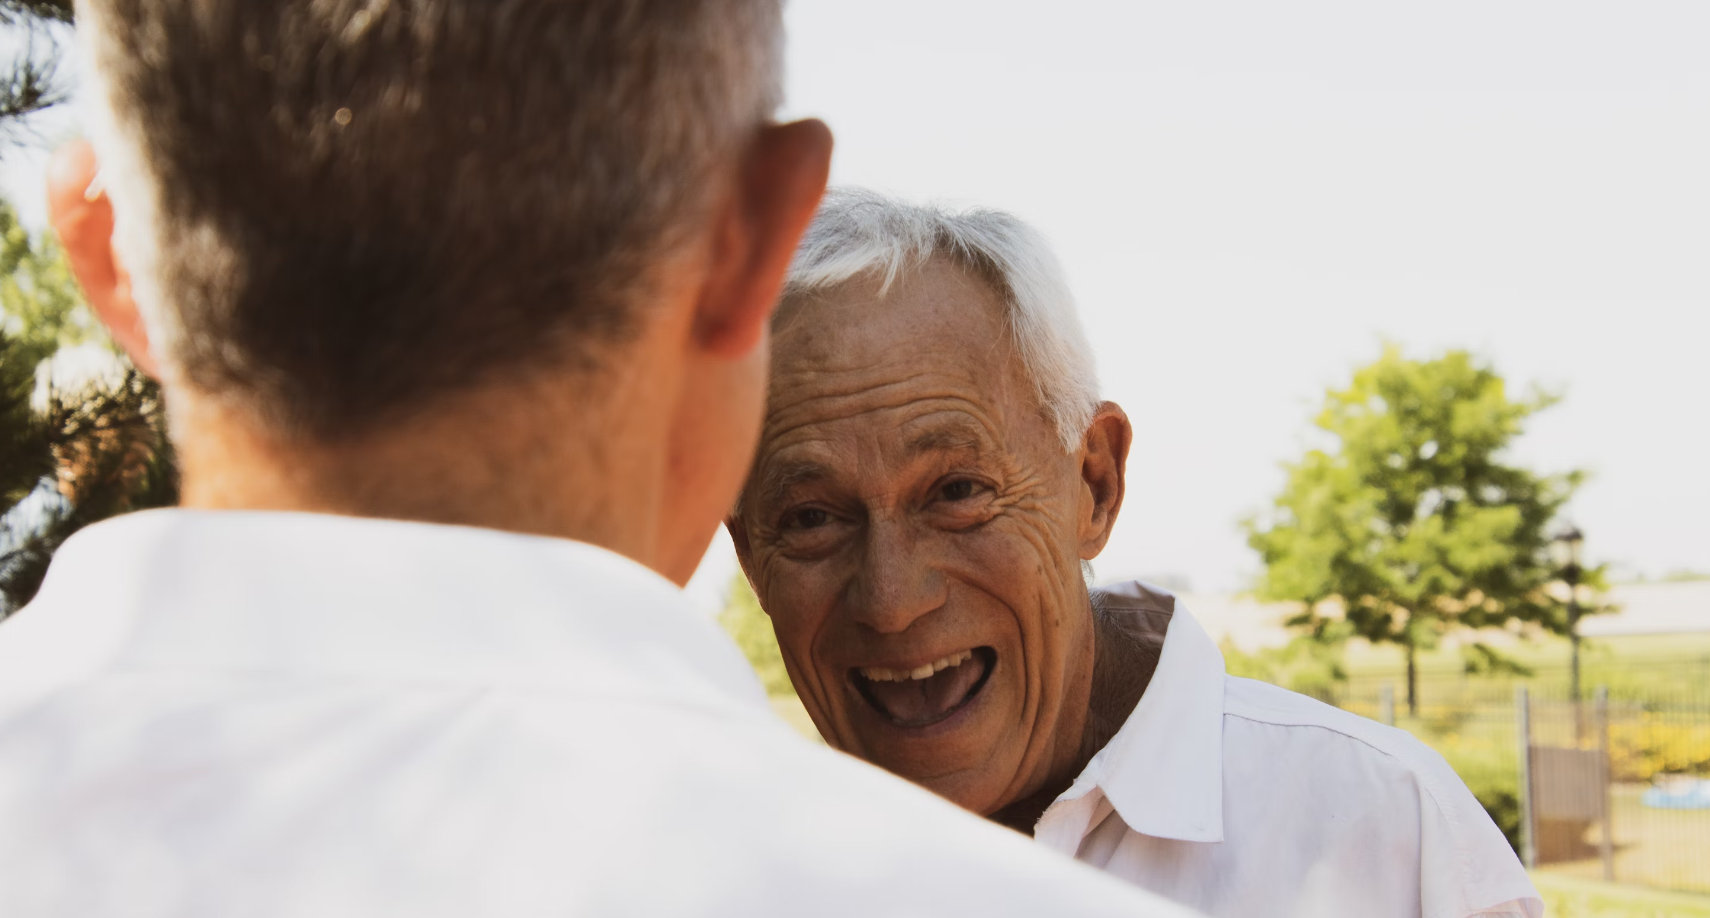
left=80, top=0, right=783, bottom=439
left=781, top=189, right=1099, bottom=451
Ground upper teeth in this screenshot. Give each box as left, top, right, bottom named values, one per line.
left=859, top=650, right=974, bottom=683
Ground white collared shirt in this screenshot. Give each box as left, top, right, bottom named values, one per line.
left=1035, top=582, right=1542, bottom=918
left=0, top=511, right=1194, bottom=918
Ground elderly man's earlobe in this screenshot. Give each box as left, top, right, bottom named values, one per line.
left=726, top=512, right=752, bottom=560
left=1077, top=401, right=1132, bottom=560
left=46, top=140, right=158, bottom=378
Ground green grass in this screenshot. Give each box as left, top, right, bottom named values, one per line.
left=1535, top=785, right=1710, bottom=895
left=1342, top=632, right=1710, bottom=682
left=1533, top=871, right=1710, bottom=918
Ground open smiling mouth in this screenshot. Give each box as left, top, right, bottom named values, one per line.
left=851, top=647, right=996, bottom=729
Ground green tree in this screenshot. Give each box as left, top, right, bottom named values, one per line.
left=1246, top=347, right=1601, bottom=714
left=0, top=4, right=175, bottom=619
left=0, top=201, right=175, bottom=617
left=0, top=315, right=51, bottom=521
left=0, top=200, right=92, bottom=361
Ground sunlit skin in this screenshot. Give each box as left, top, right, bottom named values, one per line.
left=729, top=258, right=1146, bottom=829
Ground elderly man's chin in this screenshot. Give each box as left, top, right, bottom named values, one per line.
left=835, top=647, right=1027, bottom=812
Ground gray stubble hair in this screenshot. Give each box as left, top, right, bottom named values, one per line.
left=80, top=0, right=784, bottom=440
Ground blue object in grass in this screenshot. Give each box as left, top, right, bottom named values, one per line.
left=1641, top=778, right=1710, bottom=810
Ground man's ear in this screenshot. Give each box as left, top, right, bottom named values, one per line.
left=694, top=119, right=833, bottom=356
left=1077, top=401, right=1132, bottom=560
left=726, top=513, right=753, bottom=564
left=47, top=140, right=157, bottom=377
left=723, top=515, right=773, bottom=619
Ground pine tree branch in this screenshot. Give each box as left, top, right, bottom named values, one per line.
left=0, top=59, right=62, bottom=122
left=0, top=4, right=74, bottom=143
left=0, top=368, right=177, bottom=618
left=0, top=1, right=73, bottom=26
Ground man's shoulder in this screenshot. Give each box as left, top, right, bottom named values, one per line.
left=1230, top=675, right=1436, bottom=750
left=1218, top=676, right=1538, bottom=918
left=0, top=678, right=1189, bottom=917
left=703, top=736, right=1196, bottom=914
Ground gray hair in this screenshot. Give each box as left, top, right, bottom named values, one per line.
left=80, top=0, right=783, bottom=440
left=782, top=189, right=1100, bottom=451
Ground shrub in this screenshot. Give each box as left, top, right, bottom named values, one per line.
left=1609, top=718, right=1710, bottom=782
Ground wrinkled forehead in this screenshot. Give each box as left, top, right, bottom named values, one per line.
left=770, top=256, right=1019, bottom=396
left=768, top=257, right=1026, bottom=416
left=752, top=258, right=1051, bottom=489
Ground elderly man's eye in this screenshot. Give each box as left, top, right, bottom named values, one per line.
left=783, top=507, right=831, bottom=530
left=940, top=480, right=977, bottom=501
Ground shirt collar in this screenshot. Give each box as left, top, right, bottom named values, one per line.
left=2, top=509, right=771, bottom=717
left=1057, top=581, right=1227, bottom=844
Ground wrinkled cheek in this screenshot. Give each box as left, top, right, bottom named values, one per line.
left=779, top=642, right=850, bottom=747
left=774, top=612, right=861, bottom=751
left=772, top=557, right=875, bottom=752
left=764, top=614, right=824, bottom=713
left=975, top=520, right=1084, bottom=801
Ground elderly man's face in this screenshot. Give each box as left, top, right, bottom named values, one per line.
left=732, top=258, right=1123, bottom=815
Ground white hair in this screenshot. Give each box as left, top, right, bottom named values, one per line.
left=782, top=188, right=1100, bottom=451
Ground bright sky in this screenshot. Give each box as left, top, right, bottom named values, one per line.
left=3, top=4, right=1706, bottom=612
left=758, top=0, right=1710, bottom=599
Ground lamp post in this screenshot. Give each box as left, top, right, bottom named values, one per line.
left=1552, top=526, right=1585, bottom=737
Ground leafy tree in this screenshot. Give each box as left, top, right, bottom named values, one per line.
left=0, top=199, right=92, bottom=361
left=0, top=317, right=50, bottom=519
left=1246, top=347, right=1603, bottom=714
left=0, top=5, right=175, bottom=619
left=1, top=365, right=176, bottom=614
left=0, top=201, right=175, bottom=618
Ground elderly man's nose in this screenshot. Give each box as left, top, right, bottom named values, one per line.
left=849, top=525, right=944, bottom=634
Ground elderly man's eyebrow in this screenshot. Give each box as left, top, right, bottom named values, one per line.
left=755, top=459, right=830, bottom=507
left=904, top=424, right=989, bottom=457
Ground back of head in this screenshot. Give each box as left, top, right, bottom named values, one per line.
left=80, top=0, right=782, bottom=440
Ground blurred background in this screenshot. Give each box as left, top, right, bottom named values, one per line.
left=0, top=2, right=1705, bottom=915
left=722, top=4, right=1710, bottom=914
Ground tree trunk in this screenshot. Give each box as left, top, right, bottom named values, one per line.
left=1405, top=642, right=1418, bottom=717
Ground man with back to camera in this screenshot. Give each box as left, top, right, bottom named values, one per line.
left=729, top=188, right=1544, bottom=918
left=0, top=4, right=1199, bottom=916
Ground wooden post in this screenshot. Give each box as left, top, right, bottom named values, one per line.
left=1380, top=683, right=1395, bottom=726
left=1596, top=686, right=1614, bottom=882
left=1516, top=685, right=1536, bottom=870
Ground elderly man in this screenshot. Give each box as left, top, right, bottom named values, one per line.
left=730, top=189, right=1542, bottom=918
left=0, top=5, right=1189, bottom=917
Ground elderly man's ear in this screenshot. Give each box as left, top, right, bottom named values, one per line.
left=725, top=512, right=764, bottom=596
left=1077, top=402, right=1132, bottom=560
left=46, top=141, right=157, bottom=378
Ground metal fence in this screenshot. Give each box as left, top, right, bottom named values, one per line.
left=1305, top=659, right=1710, bottom=895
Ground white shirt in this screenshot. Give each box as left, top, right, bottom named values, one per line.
left=0, top=511, right=1195, bottom=918
left=1035, top=582, right=1542, bottom=918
